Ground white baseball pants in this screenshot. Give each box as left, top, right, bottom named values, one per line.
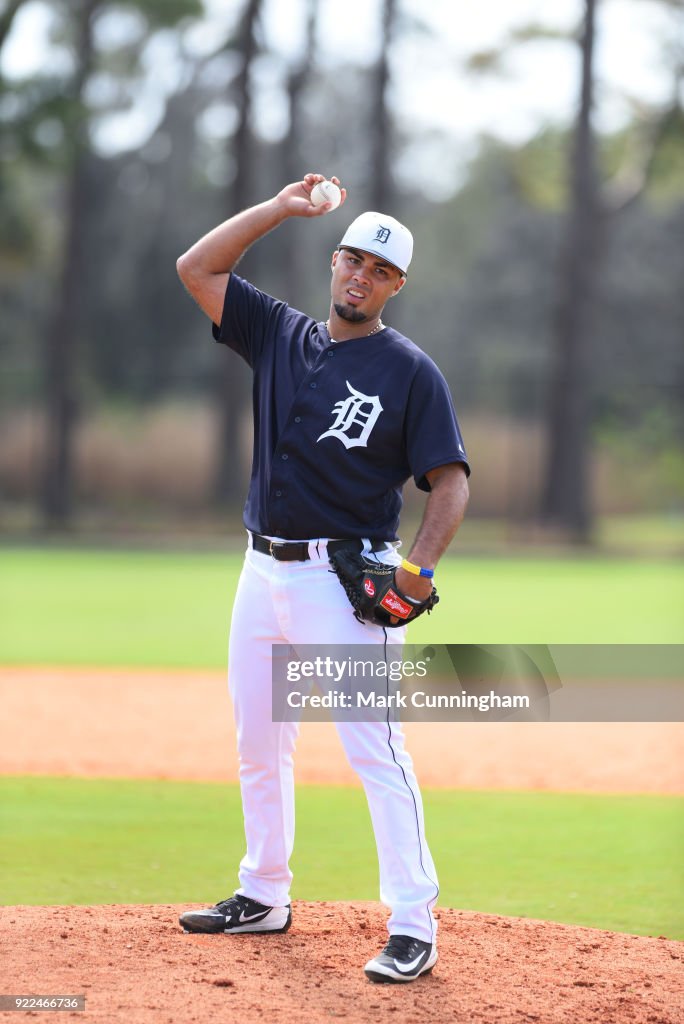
left=227, top=536, right=439, bottom=944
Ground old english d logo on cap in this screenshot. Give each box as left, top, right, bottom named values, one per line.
left=339, top=212, right=413, bottom=275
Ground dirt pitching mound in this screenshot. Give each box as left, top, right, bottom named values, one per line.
left=3, top=902, right=682, bottom=1024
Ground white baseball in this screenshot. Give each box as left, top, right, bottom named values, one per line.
left=310, top=180, right=341, bottom=210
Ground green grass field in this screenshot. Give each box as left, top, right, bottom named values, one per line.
left=1, top=777, right=682, bottom=939
left=1, top=546, right=682, bottom=940
left=1, top=546, right=682, bottom=666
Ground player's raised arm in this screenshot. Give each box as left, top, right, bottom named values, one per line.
left=176, top=173, right=346, bottom=324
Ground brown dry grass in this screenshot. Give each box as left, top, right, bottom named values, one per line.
left=0, top=403, right=677, bottom=516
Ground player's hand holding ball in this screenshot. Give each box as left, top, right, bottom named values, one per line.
left=276, top=173, right=346, bottom=217
left=310, top=179, right=342, bottom=210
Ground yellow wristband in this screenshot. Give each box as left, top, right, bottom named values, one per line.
left=401, top=559, right=435, bottom=579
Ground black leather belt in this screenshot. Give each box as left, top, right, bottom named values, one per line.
left=251, top=533, right=386, bottom=562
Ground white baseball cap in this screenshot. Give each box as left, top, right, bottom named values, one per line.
left=338, top=212, right=413, bottom=276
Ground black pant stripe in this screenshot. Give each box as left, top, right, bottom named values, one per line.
left=382, top=629, right=439, bottom=943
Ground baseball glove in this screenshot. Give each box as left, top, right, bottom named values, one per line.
left=329, top=550, right=439, bottom=628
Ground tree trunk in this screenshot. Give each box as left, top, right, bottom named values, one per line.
left=369, top=0, right=397, bottom=213
left=212, top=0, right=262, bottom=509
left=0, top=0, right=27, bottom=53
left=541, top=0, right=600, bottom=541
left=281, top=0, right=318, bottom=308
left=41, top=0, right=97, bottom=528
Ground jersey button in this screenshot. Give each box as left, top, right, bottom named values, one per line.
left=309, top=382, right=317, bottom=388
left=294, top=416, right=301, bottom=423
left=328, top=351, right=334, bottom=358
left=281, top=453, right=289, bottom=460
left=275, top=490, right=283, bottom=497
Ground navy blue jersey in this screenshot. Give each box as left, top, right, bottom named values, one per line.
left=213, top=274, right=469, bottom=541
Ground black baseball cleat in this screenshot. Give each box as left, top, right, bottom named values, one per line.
left=364, top=934, right=437, bottom=983
left=179, top=894, right=292, bottom=935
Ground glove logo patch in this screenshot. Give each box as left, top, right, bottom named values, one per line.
left=364, top=578, right=376, bottom=597
left=379, top=589, right=413, bottom=620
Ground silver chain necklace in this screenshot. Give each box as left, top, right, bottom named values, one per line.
left=325, top=319, right=385, bottom=338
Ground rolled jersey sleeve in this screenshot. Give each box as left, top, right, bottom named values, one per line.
left=405, top=359, right=471, bottom=491
left=212, top=274, right=287, bottom=368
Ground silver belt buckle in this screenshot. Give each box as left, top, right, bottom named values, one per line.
left=269, top=540, right=276, bottom=558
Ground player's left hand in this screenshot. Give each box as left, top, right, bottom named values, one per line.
left=393, top=567, right=434, bottom=603
left=329, top=551, right=439, bottom=629
left=388, top=567, right=434, bottom=626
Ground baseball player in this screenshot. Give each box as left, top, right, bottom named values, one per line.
left=176, top=173, right=470, bottom=983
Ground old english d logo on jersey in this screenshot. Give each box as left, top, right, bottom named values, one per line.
left=380, top=589, right=413, bottom=620
left=317, top=380, right=383, bottom=450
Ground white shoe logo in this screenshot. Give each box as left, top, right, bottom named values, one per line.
left=238, top=909, right=268, bottom=923
left=393, top=950, right=427, bottom=974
